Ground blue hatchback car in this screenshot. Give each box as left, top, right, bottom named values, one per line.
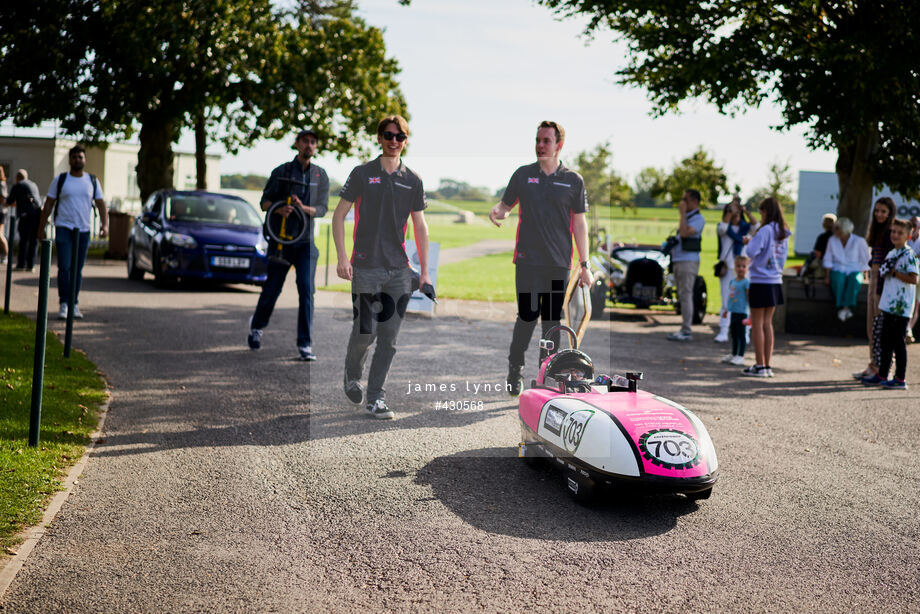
left=127, top=190, right=269, bottom=286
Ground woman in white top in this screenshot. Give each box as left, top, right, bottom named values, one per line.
left=822, top=217, right=870, bottom=322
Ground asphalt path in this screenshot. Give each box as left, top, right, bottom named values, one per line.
left=2, top=261, right=919, bottom=613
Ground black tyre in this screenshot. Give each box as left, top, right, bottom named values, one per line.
left=126, top=243, right=144, bottom=281
left=590, top=280, right=607, bottom=320
left=565, top=471, right=597, bottom=505
left=687, top=487, right=712, bottom=501
left=692, top=276, right=707, bottom=325
left=152, top=247, right=174, bottom=288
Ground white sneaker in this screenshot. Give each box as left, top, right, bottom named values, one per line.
left=837, top=308, right=847, bottom=322
left=57, top=303, right=68, bottom=320
left=730, top=355, right=746, bottom=366
left=843, top=307, right=853, bottom=321
left=667, top=331, right=692, bottom=342
left=714, top=333, right=729, bottom=343
left=72, top=305, right=83, bottom=320
left=721, top=354, right=735, bottom=363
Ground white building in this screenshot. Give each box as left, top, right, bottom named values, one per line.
left=0, top=135, right=220, bottom=213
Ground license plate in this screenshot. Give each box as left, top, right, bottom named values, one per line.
left=211, top=256, right=250, bottom=269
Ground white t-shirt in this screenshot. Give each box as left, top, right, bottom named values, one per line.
left=878, top=247, right=919, bottom=318
left=47, top=172, right=104, bottom=232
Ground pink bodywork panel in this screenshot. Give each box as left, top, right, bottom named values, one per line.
left=519, top=388, right=712, bottom=478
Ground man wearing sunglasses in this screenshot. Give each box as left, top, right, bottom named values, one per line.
left=332, top=115, right=431, bottom=420
left=489, top=120, right=592, bottom=396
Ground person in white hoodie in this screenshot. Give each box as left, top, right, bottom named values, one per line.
left=822, top=217, right=870, bottom=322
left=741, top=197, right=791, bottom=378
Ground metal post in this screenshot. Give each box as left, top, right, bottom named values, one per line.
left=324, top=224, right=330, bottom=288
left=29, top=240, right=52, bottom=447
left=64, top=227, right=79, bottom=357
left=3, top=214, right=15, bottom=314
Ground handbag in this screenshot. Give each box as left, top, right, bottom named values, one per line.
left=713, top=260, right=728, bottom=277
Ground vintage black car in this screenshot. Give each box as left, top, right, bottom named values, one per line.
left=590, top=244, right=707, bottom=324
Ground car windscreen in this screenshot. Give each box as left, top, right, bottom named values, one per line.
left=167, top=195, right=262, bottom=228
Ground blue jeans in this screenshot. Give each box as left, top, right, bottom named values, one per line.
left=251, top=243, right=318, bottom=347
left=55, top=227, right=90, bottom=306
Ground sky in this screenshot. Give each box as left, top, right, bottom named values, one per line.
left=9, top=0, right=838, bottom=196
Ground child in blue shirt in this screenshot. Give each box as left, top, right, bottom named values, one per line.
left=722, top=255, right=751, bottom=366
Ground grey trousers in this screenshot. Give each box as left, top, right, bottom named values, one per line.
left=673, top=260, right=699, bottom=334
left=344, top=266, right=412, bottom=403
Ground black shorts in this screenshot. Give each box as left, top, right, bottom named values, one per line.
left=749, top=283, right=784, bottom=309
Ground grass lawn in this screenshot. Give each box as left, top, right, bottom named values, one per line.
left=311, top=201, right=804, bottom=312
left=0, top=312, right=108, bottom=552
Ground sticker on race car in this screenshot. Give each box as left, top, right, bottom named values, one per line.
left=561, top=409, right=595, bottom=453
left=638, top=429, right=700, bottom=469
left=543, top=406, right=566, bottom=436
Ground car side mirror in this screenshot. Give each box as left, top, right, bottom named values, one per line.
left=142, top=212, right=160, bottom=225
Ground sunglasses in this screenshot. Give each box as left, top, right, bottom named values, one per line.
left=382, top=131, right=407, bottom=142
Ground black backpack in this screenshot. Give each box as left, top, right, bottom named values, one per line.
left=52, top=172, right=98, bottom=221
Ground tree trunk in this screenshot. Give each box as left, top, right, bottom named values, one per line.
left=835, top=126, right=879, bottom=237
left=137, top=115, right=179, bottom=204
left=195, top=113, right=207, bottom=190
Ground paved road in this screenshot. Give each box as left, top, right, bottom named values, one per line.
left=3, top=261, right=919, bottom=613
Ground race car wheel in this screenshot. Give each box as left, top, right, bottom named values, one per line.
left=565, top=471, right=597, bottom=505
left=687, top=487, right=712, bottom=501
left=691, top=276, right=707, bottom=325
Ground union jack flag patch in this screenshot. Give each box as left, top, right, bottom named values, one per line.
left=527, top=177, right=539, bottom=184
left=369, top=177, right=381, bottom=184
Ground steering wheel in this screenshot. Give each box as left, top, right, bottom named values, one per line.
left=264, top=199, right=308, bottom=245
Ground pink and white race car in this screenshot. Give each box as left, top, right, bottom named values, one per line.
left=518, top=326, right=718, bottom=502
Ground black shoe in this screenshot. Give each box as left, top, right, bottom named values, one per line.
left=507, top=365, right=524, bottom=397
left=366, top=399, right=394, bottom=420
left=344, top=379, right=365, bottom=406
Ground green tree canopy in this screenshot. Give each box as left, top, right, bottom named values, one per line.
left=0, top=0, right=406, bottom=202
left=538, top=1, right=920, bottom=235
left=645, top=148, right=729, bottom=208
left=571, top=142, right=633, bottom=210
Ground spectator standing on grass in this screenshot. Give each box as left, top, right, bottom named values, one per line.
left=6, top=169, right=43, bottom=271
left=822, top=217, right=869, bottom=323
left=741, top=197, right=790, bottom=378
left=854, top=197, right=895, bottom=380
left=721, top=255, right=751, bottom=366
left=666, top=188, right=705, bottom=342
left=333, top=115, right=431, bottom=420
left=860, top=218, right=918, bottom=390
left=246, top=128, right=329, bottom=361
left=715, top=196, right=753, bottom=343
left=38, top=145, right=108, bottom=320
left=489, top=120, right=592, bottom=395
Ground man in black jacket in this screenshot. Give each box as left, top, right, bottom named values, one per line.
left=247, top=129, right=329, bottom=360
left=6, top=169, right=42, bottom=271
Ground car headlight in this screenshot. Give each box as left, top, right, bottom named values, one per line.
left=611, top=269, right=625, bottom=286
left=165, top=231, right=198, bottom=249
left=256, top=235, right=268, bottom=254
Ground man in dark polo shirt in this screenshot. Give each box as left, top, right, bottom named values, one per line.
left=247, top=128, right=329, bottom=360
left=6, top=169, right=43, bottom=271
left=332, top=115, right=431, bottom=420
left=489, top=120, right=593, bottom=395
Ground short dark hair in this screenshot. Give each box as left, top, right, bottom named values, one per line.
left=684, top=189, right=701, bottom=204
left=891, top=218, right=912, bottom=231
left=537, top=120, right=564, bottom=143
left=69, top=145, right=86, bottom=157
left=377, top=115, right=409, bottom=138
